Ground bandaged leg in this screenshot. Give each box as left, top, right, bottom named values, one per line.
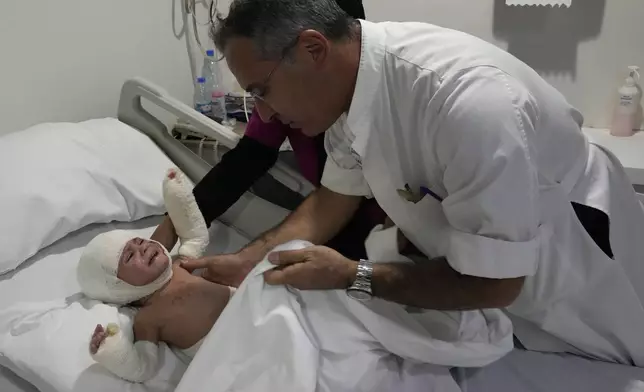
left=91, top=323, right=160, bottom=383
left=162, top=168, right=209, bottom=259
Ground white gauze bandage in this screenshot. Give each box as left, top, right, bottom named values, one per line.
left=162, top=168, right=209, bottom=259
left=92, top=322, right=160, bottom=383
left=76, top=230, right=173, bottom=305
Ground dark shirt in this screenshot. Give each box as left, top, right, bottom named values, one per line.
left=192, top=108, right=385, bottom=260
left=191, top=0, right=381, bottom=259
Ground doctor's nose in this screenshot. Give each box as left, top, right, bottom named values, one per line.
left=254, top=100, right=277, bottom=123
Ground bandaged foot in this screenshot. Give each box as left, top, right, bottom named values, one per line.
left=162, top=168, right=209, bottom=259
left=90, top=322, right=159, bottom=383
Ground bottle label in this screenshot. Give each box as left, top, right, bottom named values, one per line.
left=620, top=95, right=634, bottom=107
left=196, top=103, right=212, bottom=116
left=210, top=97, right=227, bottom=122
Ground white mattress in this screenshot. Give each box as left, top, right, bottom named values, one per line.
left=455, top=349, right=644, bottom=392
left=0, top=215, right=249, bottom=392
left=0, top=367, right=38, bottom=392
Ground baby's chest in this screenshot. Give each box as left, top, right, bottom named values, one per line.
left=156, top=288, right=223, bottom=348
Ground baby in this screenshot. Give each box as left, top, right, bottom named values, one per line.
left=78, top=168, right=234, bottom=383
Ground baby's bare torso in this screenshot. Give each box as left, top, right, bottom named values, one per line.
left=134, top=264, right=232, bottom=350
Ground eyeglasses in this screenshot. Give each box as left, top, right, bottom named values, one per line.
left=247, top=37, right=300, bottom=101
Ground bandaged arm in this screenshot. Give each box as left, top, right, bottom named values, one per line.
left=91, top=318, right=160, bottom=383
left=163, top=169, right=209, bottom=259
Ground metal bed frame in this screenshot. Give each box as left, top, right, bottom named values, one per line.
left=117, top=77, right=314, bottom=239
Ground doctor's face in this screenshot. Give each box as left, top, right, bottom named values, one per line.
left=224, top=34, right=346, bottom=137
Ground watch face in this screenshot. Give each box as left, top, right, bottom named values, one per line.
left=347, top=289, right=372, bottom=301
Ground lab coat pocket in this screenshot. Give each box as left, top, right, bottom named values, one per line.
left=398, top=195, right=450, bottom=259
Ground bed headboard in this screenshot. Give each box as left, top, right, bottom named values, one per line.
left=117, top=77, right=240, bottom=184
left=116, top=77, right=290, bottom=239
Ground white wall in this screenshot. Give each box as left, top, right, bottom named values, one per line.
left=365, top=0, right=644, bottom=129
left=1, top=0, right=642, bottom=134
left=0, top=0, right=201, bottom=134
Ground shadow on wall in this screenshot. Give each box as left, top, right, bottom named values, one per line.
left=492, top=0, right=605, bottom=79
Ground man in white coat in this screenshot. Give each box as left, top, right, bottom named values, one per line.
left=186, top=0, right=644, bottom=365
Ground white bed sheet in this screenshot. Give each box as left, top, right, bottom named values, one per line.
left=0, top=215, right=249, bottom=392
left=2, top=215, right=644, bottom=392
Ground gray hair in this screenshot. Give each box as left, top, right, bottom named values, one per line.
left=211, top=0, right=358, bottom=60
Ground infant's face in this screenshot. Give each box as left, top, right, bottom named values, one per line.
left=117, top=238, right=169, bottom=286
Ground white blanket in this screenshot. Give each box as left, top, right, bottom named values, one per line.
left=176, top=240, right=513, bottom=392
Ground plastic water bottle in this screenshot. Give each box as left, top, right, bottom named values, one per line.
left=201, top=50, right=217, bottom=91
left=194, top=77, right=212, bottom=117
left=202, top=49, right=228, bottom=124
left=211, top=90, right=228, bottom=124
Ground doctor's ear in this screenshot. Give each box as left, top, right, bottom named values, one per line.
left=296, top=30, right=331, bottom=67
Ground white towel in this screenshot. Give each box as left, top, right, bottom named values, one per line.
left=506, top=0, right=572, bottom=6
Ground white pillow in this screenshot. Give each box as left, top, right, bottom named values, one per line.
left=0, top=118, right=173, bottom=274
left=0, top=297, right=186, bottom=392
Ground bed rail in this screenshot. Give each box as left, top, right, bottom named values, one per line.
left=117, top=77, right=291, bottom=239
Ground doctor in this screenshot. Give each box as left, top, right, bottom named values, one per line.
left=194, top=0, right=644, bottom=365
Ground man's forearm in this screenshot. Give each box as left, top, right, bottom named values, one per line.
left=371, top=257, right=525, bottom=310
left=193, top=136, right=279, bottom=226
left=240, top=187, right=362, bottom=261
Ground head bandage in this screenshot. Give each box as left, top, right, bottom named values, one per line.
left=77, top=230, right=173, bottom=305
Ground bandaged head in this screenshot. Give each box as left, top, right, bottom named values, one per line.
left=77, top=230, right=173, bottom=305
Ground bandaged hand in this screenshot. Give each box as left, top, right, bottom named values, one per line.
left=162, top=168, right=209, bottom=259
left=89, top=323, right=121, bottom=354
left=90, top=324, right=109, bottom=355
left=89, top=322, right=160, bottom=383
left=264, top=246, right=357, bottom=290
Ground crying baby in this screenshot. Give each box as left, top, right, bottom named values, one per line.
left=77, top=168, right=234, bottom=383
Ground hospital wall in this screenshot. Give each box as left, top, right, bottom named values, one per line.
left=365, top=0, right=644, bottom=129
left=1, top=1, right=643, bottom=135
left=0, top=1, right=198, bottom=135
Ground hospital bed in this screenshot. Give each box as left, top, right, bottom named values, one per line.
left=0, top=78, right=642, bottom=392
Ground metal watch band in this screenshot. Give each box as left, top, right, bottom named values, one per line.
left=348, top=259, right=373, bottom=296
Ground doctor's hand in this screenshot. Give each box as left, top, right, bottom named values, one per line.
left=181, top=253, right=254, bottom=287
left=264, top=246, right=357, bottom=290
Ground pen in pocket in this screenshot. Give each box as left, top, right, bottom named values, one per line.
left=420, top=186, right=443, bottom=202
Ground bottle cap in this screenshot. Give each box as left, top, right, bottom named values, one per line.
left=206, top=49, right=215, bottom=57
left=196, top=77, right=206, bottom=83
left=624, top=66, right=640, bottom=86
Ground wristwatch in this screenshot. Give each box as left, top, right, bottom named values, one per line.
left=347, top=259, right=374, bottom=301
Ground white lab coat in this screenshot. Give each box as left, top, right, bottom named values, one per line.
left=322, top=20, right=644, bottom=365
